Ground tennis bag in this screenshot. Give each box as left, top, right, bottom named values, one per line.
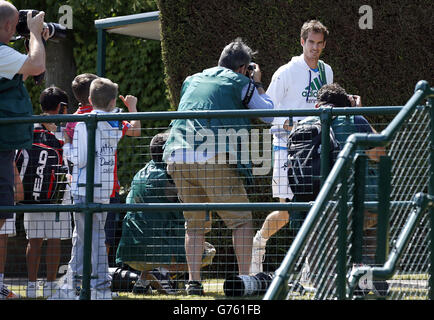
left=15, top=124, right=68, bottom=204
left=287, top=117, right=340, bottom=201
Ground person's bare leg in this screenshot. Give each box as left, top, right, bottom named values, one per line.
left=45, top=239, right=61, bottom=282
left=259, top=198, right=289, bottom=240
left=232, top=220, right=253, bottom=275
left=26, top=238, right=43, bottom=282
left=185, top=228, right=205, bottom=282
left=0, top=234, right=7, bottom=278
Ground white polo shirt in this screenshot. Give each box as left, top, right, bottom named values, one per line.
left=0, top=44, right=28, bottom=80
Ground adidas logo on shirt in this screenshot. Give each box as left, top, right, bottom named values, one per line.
left=302, top=76, right=323, bottom=98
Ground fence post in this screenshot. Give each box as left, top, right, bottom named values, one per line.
left=337, top=163, right=349, bottom=299
left=80, top=115, right=97, bottom=300
left=429, top=97, right=434, bottom=300
left=320, top=107, right=332, bottom=186
left=351, top=154, right=366, bottom=264
left=97, top=28, right=106, bottom=77
left=376, top=156, right=391, bottom=265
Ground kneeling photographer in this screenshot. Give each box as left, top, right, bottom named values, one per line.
left=0, top=1, right=47, bottom=230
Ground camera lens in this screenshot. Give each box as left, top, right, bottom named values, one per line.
left=16, top=10, right=67, bottom=40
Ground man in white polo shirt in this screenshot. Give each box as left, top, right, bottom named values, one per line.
left=0, top=0, right=47, bottom=299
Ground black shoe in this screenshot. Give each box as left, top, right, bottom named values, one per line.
left=288, top=281, right=306, bottom=295
left=146, top=268, right=177, bottom=295
left=186, top=281, right=204, bottom=296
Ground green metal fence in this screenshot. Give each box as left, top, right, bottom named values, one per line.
left=0, top=80, right=432, bottom=300
left=264, top=80, right=434, bottom=300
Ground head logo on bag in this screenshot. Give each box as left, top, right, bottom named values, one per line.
left=287, top=117, right=340, bottom=201
left=15, top=125, right=68, bottom=204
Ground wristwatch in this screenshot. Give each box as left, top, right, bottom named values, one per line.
left=254, top=82, right=263, bottom=89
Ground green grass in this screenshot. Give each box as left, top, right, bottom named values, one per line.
left=7, top=275, right=430, bottom=300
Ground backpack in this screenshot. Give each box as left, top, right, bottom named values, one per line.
left=15, top=124, right=68, bottom=204
left=287, top=117, right=340, bottom=201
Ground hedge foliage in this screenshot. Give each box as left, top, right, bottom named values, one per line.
left=157, top=0, right=433, bottom=108
left=156, top=0, right=433, bottom=273
left=9, top=0, right=170, bottom=191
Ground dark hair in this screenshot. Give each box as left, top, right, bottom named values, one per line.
left=39, top=86, right=69, bottom=112
left=150, top=132, right=169, bottom=163
left=300, top=20, right=329, bottom=41
left=218, top=37, right=256, bottom=71
left=71, top=73, right=99, bottom=106
left=317, top=83, right=351, bottom=108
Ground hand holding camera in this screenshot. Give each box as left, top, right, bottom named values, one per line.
left=17, top=9, right=67, bottom=41
left=26, top=10, right=45, bottom=38
left=348, top=94, right=362, bottom=107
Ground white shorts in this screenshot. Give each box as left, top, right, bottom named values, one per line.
left=272, top=147, right=294, bottom=200
left=24, top=211, right=72, bottom=240
left=0, top=214, right=16, bottom=237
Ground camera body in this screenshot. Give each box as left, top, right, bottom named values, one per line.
left=16, top=9, right=67, bottom=40
left=245, top=62, right=255, bottom=78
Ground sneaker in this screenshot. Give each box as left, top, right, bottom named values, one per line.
left=132, top=279, right=153, bottom=295
left=47, top=284, right=77, bottom=300
left=43, top=281, right=60, bottom=299
left=250, top=231, right=267, bottom=275
left=91, top=288, right=112, bottom=300
left=26, top=282, right=38, bottom=299
left=288, top=281, right=306, bottom=296
left=186, top=281, right=204, bottom=296
left=146, top=268, right=176, bottom=295
left=0, top=284, right=19, bottom=299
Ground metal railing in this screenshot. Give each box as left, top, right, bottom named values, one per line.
left=1, top=80, right=431, bottom=299
left=263, top=80, right=434, bottom=300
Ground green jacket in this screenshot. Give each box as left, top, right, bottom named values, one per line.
left=0, top=43, right=33, bottom=150
left=163, top=66, right=253, bottom=184
left=116, top=160, right=186, bottom=265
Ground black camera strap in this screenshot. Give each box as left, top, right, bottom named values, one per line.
left=242, top=79, right=255, bottom=107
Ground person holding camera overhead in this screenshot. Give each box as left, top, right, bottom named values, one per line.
left=0, top=1, right=48, bottom=299
left=163, top=37, right=273, bottom=295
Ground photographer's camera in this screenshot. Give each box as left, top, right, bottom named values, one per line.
left=16, top=9, right=67, bottom=40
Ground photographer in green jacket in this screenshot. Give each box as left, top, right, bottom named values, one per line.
left=163, top=37, right=273, bottom=295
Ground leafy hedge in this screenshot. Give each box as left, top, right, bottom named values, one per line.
left=157, top=0, right=433, bottom=108
left=9, top=0, right=170, bottom=191
left=156, top=0, right=433, bottom=274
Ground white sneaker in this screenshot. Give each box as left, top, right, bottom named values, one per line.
left=26, top=282, right=38, bottom=299
left=0, top=284, right=19, bottom=299
left=47, top=284, right=77, bottom=300
left=43, top=281, right=60, bottom=299
left=91, top=288, right=112, bottom=300
left=250, top=231, right=267, bottom=275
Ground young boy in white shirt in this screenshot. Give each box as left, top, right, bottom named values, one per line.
left=59, top=78, right=138, bottom=300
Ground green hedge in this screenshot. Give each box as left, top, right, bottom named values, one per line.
left=157, top=0, right=433, bottom=108
left=9, top=0, right=170, bottom=193
left=156, top=0, right=433, bottom=274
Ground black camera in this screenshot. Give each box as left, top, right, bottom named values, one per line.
left=245, top=62, right=255, bottom=78
left=16, top=10, right=67, bottom=41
